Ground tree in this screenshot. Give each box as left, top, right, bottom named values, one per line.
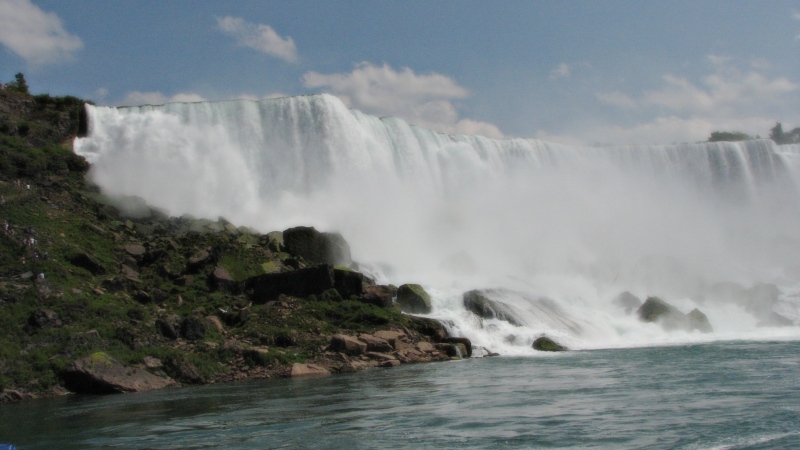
left=769, top=122, right=784, bottom=144
left=707, top=131, right=752, bottom=142
left=6, top=72, right=29, bottom=94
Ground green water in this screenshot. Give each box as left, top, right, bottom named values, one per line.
left=2, top=341, right=799, bottom=449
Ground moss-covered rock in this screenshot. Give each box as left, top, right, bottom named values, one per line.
left=396, top=284, right=432, bottom=314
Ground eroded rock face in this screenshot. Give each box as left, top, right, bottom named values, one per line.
left=63, top=352, right=174, bottom=394
left=246, top=265, right=335, bottom=303
left=396, top=284, right=432, bottom=314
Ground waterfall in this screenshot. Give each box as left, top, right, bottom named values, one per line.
left=74, top=94, right=800, bottom=353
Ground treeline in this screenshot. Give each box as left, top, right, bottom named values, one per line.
left=707, top=122, right=799, bottom=144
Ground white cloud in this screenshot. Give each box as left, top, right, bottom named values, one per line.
left=0, top=0, right=82, bottom=65
left=595, top=91, right=636, bottom=109
left=549, top=63, right=570, bottom=80
left=302, top=62, right=503, bottom=138
left=555, top=57, right=800, bottom=145
left=216, top=16, right=297, bottom=63
left=118, top=91, right=207, bottom=107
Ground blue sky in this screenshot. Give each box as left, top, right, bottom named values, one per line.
left=1, top=0, right=799, bottom=145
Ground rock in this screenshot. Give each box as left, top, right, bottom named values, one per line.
left=163, top=354, right=203, bottom=383
left=68, top=252, right=106, bottom=275
left=283, top=226, right=352, bottom=266
left=637, top=296, right=687, bottom=330
left=63, top=352, right=174, bottom=394
left=463, top=289, right=522, bottom=326
left=406, top=316, right=448, bottom=341
left=396, top=284, right=432, bottom=314
left=638, top=297, right=714, bottom=333
left=28, top=309, right=61, bottom=329
left=358, top=334, right=393, bottom=353
left=532, top=336, right=568, bottom=352
left=373, top=330, right=405, bottom=348
left=188, top=250, right=211, bottom=267
left=328, top=334, right=367, bottom=355
left=120, top=264, right=140, bottom=281
left=143, top=356, right=163, bottom=369
left=379, top=360, right=401, bottom=368
left=443, top=337, right=472, bottom=357
left=156, top=315, right=180, bottom=340
left=246, top=264, right=336, bottom=303
left=440, top=343, right=468, bottom=358
left=124, top=244, right=146, bottom=258
left=265, top=231, right=284, bottom=252
left=613, top=291, right=641, bottom=315
left=686, top=308, right=713, bottom=333
left=211, top=266, right=240, bottom=293
left=291, top=363, right=330, bottom=377
left=334, top=268, right=363, bottom=299
left=360, top=285, right=394, bottom=308
left=181, top=316, right=207, bottom=341
left=205, top=315, right=225, bottom=335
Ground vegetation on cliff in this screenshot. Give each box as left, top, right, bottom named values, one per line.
left=0, top=84, right=459, bottom=402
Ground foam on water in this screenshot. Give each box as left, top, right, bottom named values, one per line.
left=74, top=94, right=800, bottom=354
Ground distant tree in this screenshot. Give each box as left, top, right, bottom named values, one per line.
left=7, top=72, right=29, bottom=94
left=707, top=131, right=752, bottom=142
left=769, top=122, right=784, bottom=143
left=769, top=123, right=800, bottom=145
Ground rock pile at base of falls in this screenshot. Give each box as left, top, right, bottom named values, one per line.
left=463, top=289, right=523, bottom=326
left=396, top=284, right=432, bottom=314
left=636, top=296, right=713, bottom=333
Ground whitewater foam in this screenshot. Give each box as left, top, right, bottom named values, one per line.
left=74, top=94, right=800, bottom=353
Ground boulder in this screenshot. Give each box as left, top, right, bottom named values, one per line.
left=360, top=285, right=394, bottom=308
left=532, top=336, right=568, bottom=352
left=210, top=266, right=240, bottom=293
left=637, top=297, right=714, bottom=333
left=180, top=316, right=207, bottom=341
left=28, top=309, right=61, bottom=329
left=443, top=337, right=472, bottom=357
left=637, top=296, right=687, bottom=330
left=334, top=268, right=363, bottom=299
left=265, top=231, right=284, bottom=252
left=406, top=316, right=447, bottom=341
left=68, top=252, right=106, bottom=275
left=613, top=291, right=641, bottom=315
left=283, top=226, right=352, bottom=266
left=328, top=334, right=367, bottom=355
left=396, top=284, right=432, bottom=314
left=246, top=264, right=335, bottom=303
left=686, top=308, right=713, bottom=333
left=156, top=315, right=180, bottom=340
left=291, top=363, right=330, bottom=377
left=63, top=352, right=174, bottom=394
left=463, top=289, right=522, bottom=326
left=358, top=334, right=393, bottom=353
left=124, top=244, right=147, bottom=258
left=373, top=329, right=406, bottom=348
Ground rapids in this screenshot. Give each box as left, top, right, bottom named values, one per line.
left=73, top=94, right=800, bottom=355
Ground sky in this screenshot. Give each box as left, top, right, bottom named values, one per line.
left=1, top=0, right=799, bottom=145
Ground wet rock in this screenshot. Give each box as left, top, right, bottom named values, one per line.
left=443, top=337, right=472, bottom=357
left=283, top=226, right=352, bottom=266
left=686, top=308, right=713, bottom=333
left=63, top=352, right=175, bottom=394
left=396, top=284, right=432, bottom=314
left=532, top=336, right=568, bottom=352
left=360, top=285, right=394, bottom=308
left=463, top=289, right=522, bottom=326
left=328, top=334, right=367, bottom=355
left=291, top=363, right=330, bottom=377
left=613, top=291, right=642, bottom=315
left=637, top=296, right=687, bottom=330
left=406, top=316, right=447, bottom=341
